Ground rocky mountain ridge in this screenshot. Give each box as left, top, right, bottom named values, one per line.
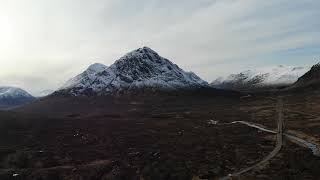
left=59, top=47, right=209, bottom=96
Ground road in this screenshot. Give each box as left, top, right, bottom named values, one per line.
left=228, top=122, right=320, bottom=157
left=229, top=121, right=276, bottom=134
left=220, top=98, right=284, bottom=180
left=220, top=97, right=320, bottom=179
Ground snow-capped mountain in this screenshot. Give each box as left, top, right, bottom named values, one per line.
left=0, top=86, right=33, bottom=98
left=0, top=86, right=35, bottom=109
left=59, top=47, right=208, bottom=96
left=61, top=63, right=108, bottom=90
left=292, top=63, right=320, bottom=88
left=211, top=65, right=310, bottom=90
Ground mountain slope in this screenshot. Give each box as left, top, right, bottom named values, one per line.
left=211, top=65, right=309, bottom=91
left=36, top=89, right=55, bottom=97
left=291, top=63, right=320, bottom=88
left=59, top=47, right=208, bottom=96
left=61, top=63, right=108, bottom=90
left=0, top=86, right=35, bottom=109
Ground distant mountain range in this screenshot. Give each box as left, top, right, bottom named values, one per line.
left=2, top=47, right=318, bottom=101
left=0, top=86, right=35, bottom=109
left=57, top=47, right=209, bottom=96
left=211, top=65, right=310, bottom=91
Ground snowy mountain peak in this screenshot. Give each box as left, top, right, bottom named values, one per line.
left=0, top=86, right=33, bottom=98
left=0, top=86, right=35, bottom=109
left=211, top=65, right=310, bottom=90
left=87, top=63, right=107, bottom=72
left=132, top=46, right=158, bottom=55
left=59, top=47, right=208, bottom=96
left=117, top=47, right=161, bottom=64
left=61, top=62, right=108, bottom=90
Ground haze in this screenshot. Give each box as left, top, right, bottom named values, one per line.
left=0, top=0, right=319, bottom=95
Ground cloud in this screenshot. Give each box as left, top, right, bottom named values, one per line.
left=0, top=0, right=319, bottom=95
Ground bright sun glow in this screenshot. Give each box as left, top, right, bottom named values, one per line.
left=0, top=16, right=15, bottom=53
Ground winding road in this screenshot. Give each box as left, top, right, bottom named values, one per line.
left=220, top=98, right=284, bottom=179
left=220, top=97, right=320, bottom=179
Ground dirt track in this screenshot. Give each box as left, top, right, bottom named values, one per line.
left=220, top=98, right=284, bottom=179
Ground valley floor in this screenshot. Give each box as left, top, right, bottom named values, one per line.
left=0, top=92, right=319, bottom=180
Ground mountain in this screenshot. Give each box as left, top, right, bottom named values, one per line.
left=61, top=63, right=108, bottom=90
left=0, top=86, right=36, bottom=109
left=211, top=65, right=310, bottom=91
left=291, top=63, right=320, bottom=88
left=58, top=47, right=209, bottom=96
left=36, top=89, right=55, bottom=97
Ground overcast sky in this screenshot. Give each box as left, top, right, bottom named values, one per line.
left=0, top=0, right=319, bottom=95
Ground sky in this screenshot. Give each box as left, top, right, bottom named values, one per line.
left=0, top=0, right=319, bottom=95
